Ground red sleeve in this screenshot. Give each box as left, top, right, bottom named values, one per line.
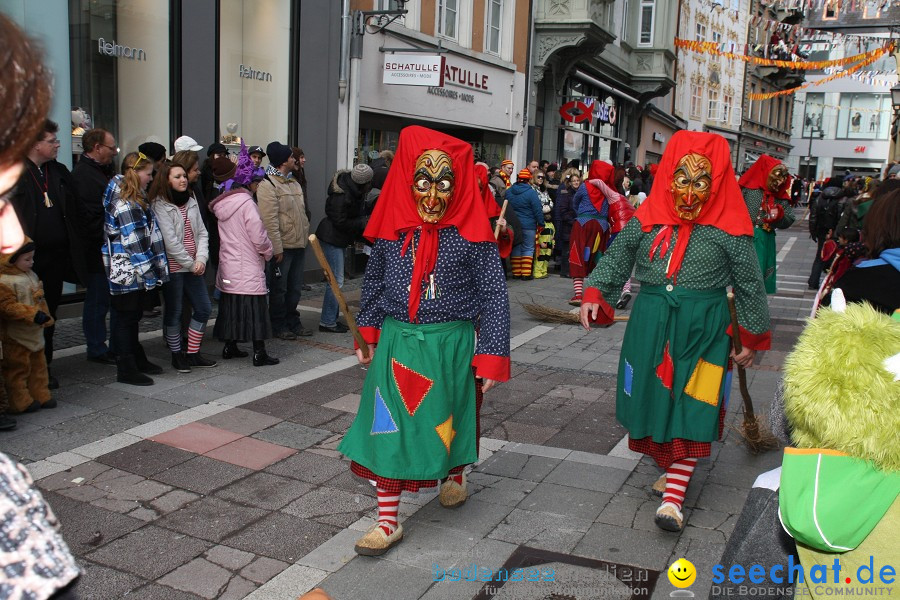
left=726, top=324, right=771, bottom=351
left=354, top=326, right=381, bottom=349
left=497, top=230, right=513, bottom=258
left=581, top=287, right=615, bottom=325
left=472, top=354, right=510, bottom=382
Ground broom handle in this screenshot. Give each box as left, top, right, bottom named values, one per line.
left=308, top=235, right=369, bottom=360
left=494, top=200, right=508, bottom=239
left=727, top=292, right=755, bottom=420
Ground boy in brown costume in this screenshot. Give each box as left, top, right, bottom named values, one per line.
left=0, top=238, right=55, bottom=412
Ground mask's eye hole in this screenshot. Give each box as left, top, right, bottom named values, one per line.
left=437, top=179, right=451, bottom=191
left=415, top=178, right=431, bottom=191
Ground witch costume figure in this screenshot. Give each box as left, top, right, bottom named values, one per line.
left=579, top=131, right=770, bottom=532
left=338, top=126, right=510, bottom=556
left=738, top=155, right=795, bottom=294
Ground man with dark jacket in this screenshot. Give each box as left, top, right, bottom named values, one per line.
left=315, top=164, right=373, bottom=333
left=12, top=120, right=87, bottom=386
left=807, top=176, right=845, bottom=289
left=71, top=127, right=118, bottom=364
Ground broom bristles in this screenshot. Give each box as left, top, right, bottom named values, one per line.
left=732, top=414, right=780, bottom=455
left=520, top=302, right=581, bottom=324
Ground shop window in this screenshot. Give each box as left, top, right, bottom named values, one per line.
left=837, top=93, right=890, bottom=140
left=690, top=84, right=703, bottom=119
left=219, top=0, right=291, bottom=151
left=638, top=0, right=654, bottom=46
left=486, top=0, right=502, bottom=55
left=69, top=0, right=171, bottom=155
left=695, top=23, right=706, bottom=42
left=438, top=0, right=458, bottom=41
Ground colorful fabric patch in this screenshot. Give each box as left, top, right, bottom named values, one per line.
left=655, top=341, right=674, bottom=391
left=722, top=368, right=733, bottom=410
left=435, top=415, right=456, bottom=454
left=370, top=387, right=399, bottom=435
left=623, top=360, right=633, bottom=397
left=683, top=358, right=724, bottom=407
left=391, top=358, right=434, bottom=417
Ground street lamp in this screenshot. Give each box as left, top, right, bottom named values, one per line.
left=805, top=126, right=824, bottom=181
left=891, top=83, right=900, bottom=108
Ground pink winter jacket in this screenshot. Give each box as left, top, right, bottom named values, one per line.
left=209, top=189, right=273, bottom=295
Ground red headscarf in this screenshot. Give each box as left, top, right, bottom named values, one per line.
left=633, top=131, right=752, bottom=282
left=474, top=164, right=501, bottom=219
left=585, top=160, right=617, bottom=212
left=363, top=125, right=495, bottom=321
left=738, top=154, right=791, bottom=202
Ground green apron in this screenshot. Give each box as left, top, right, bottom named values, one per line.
left=338, top=317, right=477, bottom=480
left=753, top=226, right=777, bottom=294
left=617, top=285, right=730, bottom=443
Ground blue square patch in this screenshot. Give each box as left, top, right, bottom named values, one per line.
left=623, top=360, right=633, bottom=397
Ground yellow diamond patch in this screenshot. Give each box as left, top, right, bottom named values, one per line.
left=435, top=415, right=456, bottom=454
left=683, top=358, right=724, bottom=407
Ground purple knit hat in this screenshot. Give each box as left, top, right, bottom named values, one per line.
left=226, top=140, right=255, bottom=190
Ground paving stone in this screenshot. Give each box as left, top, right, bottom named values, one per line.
left=264, top=449, right=349, bottom=484
left=244, top=564, right=328, bottom=600
left=376, top=523, right=482, bottom=571
left=216, top=472, right=314, bottom=510
left=468, top=476, right=536, bottom=507
left=56, top=482, right=108, bottom=503
left=158, top=557, right=232, bottom=599
left=74, top=561, right=145, bottom=599
left=126, top=583, right=205, bottom=599
left=517, top=482, right=610, bottom=521
left=157, top=496, right=268, bottom=543
left=286, top=403, right=347, bottom=428
left=297, top=527, right=364, bottom=573
left=91, top=497, right=142, bottom=514
left=323, top=470, right=377, bottom=497
left=0, top=426, right=100, bottom=462
left=152, top=383, right=225, bottom=407
left=52, top=384, right=124, bottom=410
left=51, top=412, right=140, bottom=439
left=86, top=525, right=212, bottom=580
left=694, top=482, right=753, bottom=515
left=204, top=544, right=256, bottom=570
left=318, top=556, right=434, bottom=600
left=204, top=436, right=297, bottom=470
left=251, top=421, right=331, bottom=450
left=687, top=507, right=731, bottom=530
left=43, top=491, right=144, bottom=555
left=128, top=507, right=159, bottom=521
left=487, top=421, right=560, bottom=445
left=542, top=460, right=632, bottom=493
left=419, top=578, right=485, bottom=600
left=104, top=396, right=186, bottom=424
left=199, top=407, right=283, bottom=435
left=574, top=521, right=680, bottom=571
left=224, top=511, right=339, bottom=563
left=96, top=440, right=196, bottom=477
left=153, top=455, right=253, bottom=495
left=150, top=422, right=245, bottom=454
left=415, top=497, right=514, bottom=538
left=282, top=486, right=376, bottom=527
left=150, top=489, right=201, bottom=514
left=218, top=575, right=257, bottom=600
left=240, top=556, right=291, bottom=584
left=488, top=507, right=593, bottom=552
left=322, top=393, right=361, bottom=413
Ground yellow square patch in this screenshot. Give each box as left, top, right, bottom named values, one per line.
left=683, top=358, right=724, bottom=407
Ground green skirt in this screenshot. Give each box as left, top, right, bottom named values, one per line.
left=753, top=226, right=777, bottom=294
left=617, top=285, right=730, bottom=443
left=338, top=317, right=477, bottom=480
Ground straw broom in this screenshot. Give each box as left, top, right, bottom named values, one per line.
left=521, top=302, right=628, bottom=325
left=727, top=292, right=777, bottom=454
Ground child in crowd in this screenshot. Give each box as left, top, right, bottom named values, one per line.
left=0, top=238, right=56, bottom=412
left=150, top=162, right=217, bottom=373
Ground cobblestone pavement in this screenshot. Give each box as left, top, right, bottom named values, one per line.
left=1, top=219, right=820, bottom=599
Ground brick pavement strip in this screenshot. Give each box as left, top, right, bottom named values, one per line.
left=2, top=235, right=817, bottom=599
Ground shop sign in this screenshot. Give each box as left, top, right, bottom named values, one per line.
left=653, top=132, right=666, bottom=143
left=239, top=64, right=273, bottom=82
left=854, top=146, right=866, bottom=153
left=97, top=37, right=146, bottom=61
left=383, top=55, right=445, bottom=86
left=559, top=99, right=617, bottom=125
left=443, top=64, right=489, bottom=92
left=426, top=87, right=475, bottom=103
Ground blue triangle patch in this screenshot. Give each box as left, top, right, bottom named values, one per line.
left=371, top=387, right=399, bottom=435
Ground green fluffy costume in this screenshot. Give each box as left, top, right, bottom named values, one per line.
left=780, top=301, right=900, bottom=598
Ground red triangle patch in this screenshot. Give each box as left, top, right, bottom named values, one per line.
left=655, top=341, right=674, bottom=391
left=392, top=359, right=434, bottom=417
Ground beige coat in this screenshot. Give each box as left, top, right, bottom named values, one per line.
left=0, top=269, right=52, bottom=353
left=256, top=173, right=310, bottom=254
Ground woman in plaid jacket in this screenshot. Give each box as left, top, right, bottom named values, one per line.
left=101, top=151, right=169, bottom=386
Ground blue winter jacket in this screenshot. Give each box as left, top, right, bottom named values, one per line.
left=505, top=182, right=544, bottom=231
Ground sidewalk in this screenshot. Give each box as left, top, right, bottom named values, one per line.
left=2, top=222, right=820, bottom=599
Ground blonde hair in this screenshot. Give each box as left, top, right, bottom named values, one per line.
left=119, top=152, right=152, bottom=208
left=563, top=168, right=582, bottom=184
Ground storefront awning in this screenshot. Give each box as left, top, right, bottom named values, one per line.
left=573, top=70, right=639, bottom=105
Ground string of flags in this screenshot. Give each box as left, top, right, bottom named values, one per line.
left=797, top=100, right=892, bottom=113
left=748, top=47, right=888, bottom=99
left=823, top=67, right=898, bottom=87
left=674, top=38, right=893, bottom=69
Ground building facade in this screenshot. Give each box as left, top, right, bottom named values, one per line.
left=787, top=4, right=898, bottom=180
left=343, top=0, right=529, bottom=168
left=529, top=0, right=678, bottom=168
left=672, top=0, right=750, bottom=165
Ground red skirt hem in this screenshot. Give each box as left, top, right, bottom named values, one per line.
left=628, top=399, right=727, bottom=470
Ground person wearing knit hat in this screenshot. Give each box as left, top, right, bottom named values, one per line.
left=257, top=141, right=313, bottom=339
left=0, top=237, right=56, bottom=413
left=207, top=143, right=227, bottom=158
left=210, top=156, right=236, bottom=184
left=505, top=167, right=544, bottom=278
left=498, top=159, right=514, bottom=188
left=138, top=142, right=166, bottom=167
left=315, top=163, right=375, bottom=333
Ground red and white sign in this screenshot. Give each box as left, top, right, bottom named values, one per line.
left=382, top=55, right=445, bottom=86
left=854, top=146, right=866, bottom=153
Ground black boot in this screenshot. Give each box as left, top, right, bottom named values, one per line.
left=171, top=351, right=191, bottom=373
left=222, top=341, right=248, bottom=359
left=134, top=344, right=164, bottom=375
left=117, top=356, right=154, bottom=386
left=0, top=414, right=16, bottom=431
left=252, top=341, right=279, bottom=366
